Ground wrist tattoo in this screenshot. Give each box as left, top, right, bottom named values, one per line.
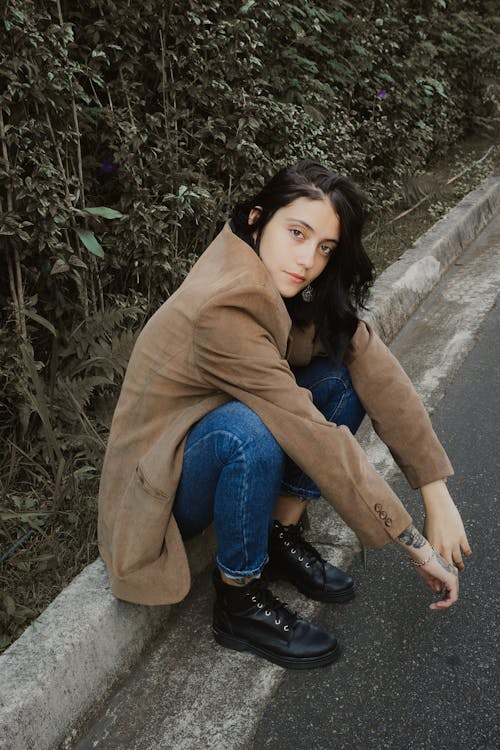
left=435, top=551, right=458, bottom=577
left=397, top=524, right=427, bottom=549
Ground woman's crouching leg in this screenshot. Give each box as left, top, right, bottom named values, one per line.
left=281, top=357, right=366, bottom=500
left=173, top=400, right=285, bottom=582
left=268, top=358, right=362, bottom=602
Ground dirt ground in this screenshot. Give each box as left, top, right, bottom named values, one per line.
left=0, top=129, right=498, bottom=654
left=366, top=132, right=499, bottom=275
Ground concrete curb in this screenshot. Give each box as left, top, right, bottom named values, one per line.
left=363, top=175, right=500, bottom=341
left=0, top=528, right=216, bottom=750
left=1, top=175, right=499, bottom=750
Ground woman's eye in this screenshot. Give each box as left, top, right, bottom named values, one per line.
left=290, top=228, right=303, bottom=238
left=320, top=245, right=333, bottom=255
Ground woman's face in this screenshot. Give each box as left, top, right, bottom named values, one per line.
left=249, top=196, right=340, bottom=298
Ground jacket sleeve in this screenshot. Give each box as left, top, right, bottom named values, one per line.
left=344, top=320, right=454, bottom=489
left=194, top=286, right=412, bottom=549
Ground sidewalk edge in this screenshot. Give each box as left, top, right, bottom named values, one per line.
left=363, top=175, right=500, bottom=339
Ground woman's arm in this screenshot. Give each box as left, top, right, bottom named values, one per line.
left=344, top=320, right=471, bottom=575
left=344, top=320, right=454, bottom=489
left=419, top=479, right=472, bottom=570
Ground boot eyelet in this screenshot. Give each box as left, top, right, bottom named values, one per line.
left=284, top=541, right=290, bottom=546
left=283, top=625, right=290, bottom=632
left=265, top=610, right=271, bottom=616
left=298, top=556, right=304, bottom=561
left=275, top=619, right=281, bottom=625
left=291, top=548, right=296, bottom=553
left=305, top=562, right=311, bottom=567
left=257, top=602, right=263, bottom=608
left=279, top=533, right=284, bottom=538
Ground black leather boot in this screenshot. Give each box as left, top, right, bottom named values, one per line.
left=212, top=568, right=340, bottom=669
left=264, top=520, right=355, bottom=602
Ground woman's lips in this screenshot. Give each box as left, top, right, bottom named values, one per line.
left=285, top=271, right=305, bottom=283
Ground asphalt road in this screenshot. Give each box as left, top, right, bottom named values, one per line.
left=253, top=299, right=499, bottom=750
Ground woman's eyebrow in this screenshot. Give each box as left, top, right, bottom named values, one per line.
left=287, top=218, right=339, bottom=244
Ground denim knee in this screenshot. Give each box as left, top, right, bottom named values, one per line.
left=212, top=401, right=285, bottom=474
left=293, top=359, right=365, bottom=434
left=280, top=358, right=366, bottom=501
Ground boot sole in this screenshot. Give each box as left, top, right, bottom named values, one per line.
left=212, top=626, right=341, bottom=670
left=265, top=569, right=356, bottom=603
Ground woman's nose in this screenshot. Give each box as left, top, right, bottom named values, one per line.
left=297, top=243, right=316, bottom=269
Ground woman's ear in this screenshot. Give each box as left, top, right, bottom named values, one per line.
left=248, top=206, right=262, bottom=227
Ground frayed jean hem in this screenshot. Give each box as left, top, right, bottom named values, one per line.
left=216, top=553, right=269, bottom=581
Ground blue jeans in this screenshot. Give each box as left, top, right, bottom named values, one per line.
left=172, top=357, right=366, bottom=581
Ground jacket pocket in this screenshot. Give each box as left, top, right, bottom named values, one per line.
left=136, top=463, right=171, bottom=501
left=111, top=464, right=172, bottom=578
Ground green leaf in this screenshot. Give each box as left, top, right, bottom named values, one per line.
left=332, top=11, right=348, bottom=23
left=240, top=0, right=256, bottom=13
left=68, top=256, right=88, bottom=269
left=21, top=309, right=57, bottom=337
left=73, top=465, right=97, bottom=477
left=3, top=595, right=16, bottom=616
left=50, top=258, right=70, bottom=275
left=75, top=228, right=104, bottom=258
left=83, top=207, right=125, bottom=220
left=353, top=44, right=367, bottom=56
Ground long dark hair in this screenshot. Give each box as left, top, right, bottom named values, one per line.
left=230, top=159, right=374, bottom=366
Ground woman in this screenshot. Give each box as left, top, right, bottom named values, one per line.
left=98, top=160, right=471, bottom=670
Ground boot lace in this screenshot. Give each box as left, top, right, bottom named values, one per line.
left=279, top=522, right=328, bottom=588
left=245, top=577, right=297, bottom=630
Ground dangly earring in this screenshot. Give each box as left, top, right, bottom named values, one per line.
left=301, top=284, right=314, bottom=302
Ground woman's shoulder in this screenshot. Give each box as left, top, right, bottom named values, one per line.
left=204, top=223, right=271, bottom=286
left=184, top=224, right=287, bottom=313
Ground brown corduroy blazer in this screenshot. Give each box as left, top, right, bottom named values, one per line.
left=98, top=223, right=453, bottom=605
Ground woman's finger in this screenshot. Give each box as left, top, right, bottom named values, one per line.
left=420, top=572, right=445, bottom=595
left=452, top=548, right=464, bottom=571
left=456, top=533, right=472, bottom=568
left=462, top=535, right=473, bottom=557
left=434, top=580, right=442, bottom=594
left=429, top=577, right=458, bottom=610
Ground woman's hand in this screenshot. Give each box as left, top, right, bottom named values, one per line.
left=395, top=524, right=459, bottom=610
left=414, top=548, right=459, bottom=611
left=419, top=480, right=472, bottom=570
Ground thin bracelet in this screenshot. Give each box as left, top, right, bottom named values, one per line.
left=410, top=547, right=436, bottom=567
